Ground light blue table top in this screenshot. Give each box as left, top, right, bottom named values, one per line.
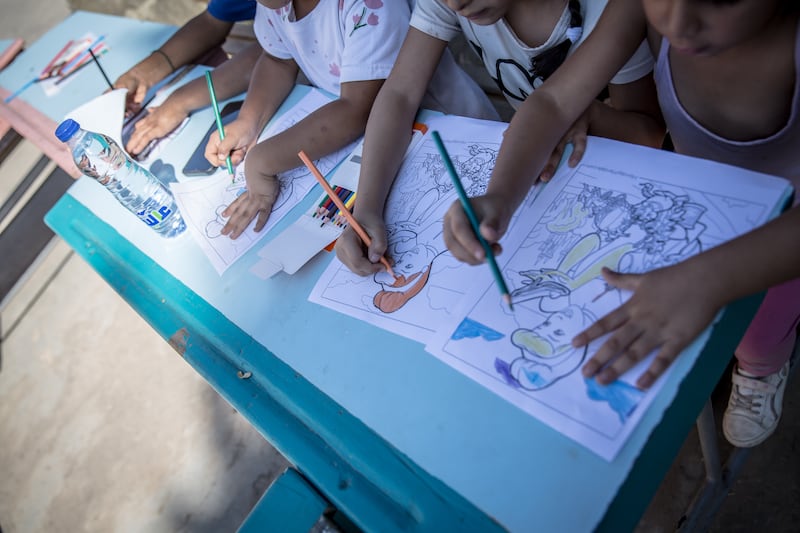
left=0, top=11, right=175, bottom=120
left=23, top=10, right=774, bottom=533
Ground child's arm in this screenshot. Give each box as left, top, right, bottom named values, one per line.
left=126, top=43, right=261, bottom=156
left=538, top=71, right=665, bottom=182
left=205, top=50, right=298, bottom=169
left=443, top=0, right=648, bottom=263
left=335, top=28, right=449, bottom=275
left=219, top=74, right=385, bottom=239
left=590, top=74, right=664, bottom=148
left=576, top=205, right=800, bottom=389
left=114, top=10, right=236, bottom=112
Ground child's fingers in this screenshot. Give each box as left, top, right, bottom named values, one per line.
left=230, top=147, right=247, bottom=166
left=636, top=341, right=681, bottom=389
left=594, top=327, right=652, bottom=385
left=539, top=149, right=562, bottom=182
left=600, top=267, right=640, bottom=290
left=588, top=322, right=643, bottom=383
left=216, top=134, right=239, bottom=158
left=568, top=132, right=588, bottom=166
left=478, top=216, right=504, bottom=244
left=253, top=206, right=271, bottom=233
left=228, top=211, right=254, bottom=239
left=204, top=131, right=222, bottom=165
left=575, top=300, right=630, bottom=348
left=221, top=192, right=245, bottom=219
left=127, top=119, right=155, bottom=155
left=334, top=229, right=385, bottom=276
left=133, top=83, right=148, bottom=105
left=444, top=205, right=484, bottom=264
left=366, top=230, right=387, bottom=265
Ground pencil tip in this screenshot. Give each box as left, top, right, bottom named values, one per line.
left=504, top=294, right=514, bottom=311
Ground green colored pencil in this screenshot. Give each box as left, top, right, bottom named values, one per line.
left=204, top=70, right=235, bottom=177
left=431, top=130, right=513, bottom=310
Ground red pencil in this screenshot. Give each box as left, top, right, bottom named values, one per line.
left=298, top=150, right=396, bottom=279
left=40, top=39, right=73, bottom=78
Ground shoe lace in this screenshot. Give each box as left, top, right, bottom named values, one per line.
left=730, top=384, right=765, bottom=414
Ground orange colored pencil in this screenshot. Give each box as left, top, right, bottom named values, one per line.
left=298, top=150, right=396, bottom=279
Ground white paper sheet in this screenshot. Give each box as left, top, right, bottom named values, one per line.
left=64, top=88, right=127, bottom=149
left=424, top=136, right=791, bottom=460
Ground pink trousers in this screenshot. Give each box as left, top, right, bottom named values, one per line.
left=735, top=277, right=800, bottom=375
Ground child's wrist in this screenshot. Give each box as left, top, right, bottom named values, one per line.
left=353, top=207, right=382, bottom=221
left=151, top=49, right=176, bottom=73
left=678, top=255, right=735, bottom=309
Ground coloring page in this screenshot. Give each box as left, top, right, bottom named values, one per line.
left=172, top=88, right=355, bottom=274
left=425, top=136, right=790, bottom=460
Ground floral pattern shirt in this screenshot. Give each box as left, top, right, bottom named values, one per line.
left=254, top=0, right=412, bottom=96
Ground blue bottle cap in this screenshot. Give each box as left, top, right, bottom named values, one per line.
left=55, top=118, right=80, bottom=142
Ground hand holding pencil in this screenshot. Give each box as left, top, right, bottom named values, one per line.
left=298, top=151, right=397, bottom=279
left=433, top=131, right=513, bottom=309
left=205, top=71, right=235, bottom=177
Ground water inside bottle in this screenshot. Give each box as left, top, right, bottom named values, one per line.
left=76, top=132, right=186, bottom=238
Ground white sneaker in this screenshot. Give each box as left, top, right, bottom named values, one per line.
left=722, top=361, right=790, bottom=448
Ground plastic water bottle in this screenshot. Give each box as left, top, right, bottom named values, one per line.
left=55, top=118, right=186, bottom=238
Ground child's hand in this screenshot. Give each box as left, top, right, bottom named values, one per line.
left=125, top=99, right=188, bottom=155
left=114, top=64, right=160, bottom=116
left=335, top=211, right=389, bottom=276
left=538, top=109, right=590, bottom=182
left=204, top=117, right=257, bottom=169
left=442, top=193, right=510, bottom=264
left=575, top=262, right=726, bottom=389
left=115, top=70, right=150, bottom=115
left=221, top=162, right=279, bottom=239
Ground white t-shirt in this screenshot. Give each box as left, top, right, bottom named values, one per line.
left=254, top=0, right=498, bottom=120
left=411, top=0, right=654, bottom=110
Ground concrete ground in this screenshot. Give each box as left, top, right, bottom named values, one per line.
left=0, top=2, right=290, bottom=533
left=0, top=1, right=798, bottom=532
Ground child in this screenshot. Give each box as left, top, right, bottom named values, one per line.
left=115, top=0, right=257, bottom=112
left=335, top=0, right=665, bottom=276
left=443, top=0, right=800, bottom=448
left=114, top=0, right=259, bottom=155
left=207, top=0, right=498, bottom=239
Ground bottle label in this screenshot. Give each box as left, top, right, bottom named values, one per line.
left=136, top=202, right=173, bottom=226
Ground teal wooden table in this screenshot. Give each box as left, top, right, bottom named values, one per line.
left=2, top=10, right=783, bottom=533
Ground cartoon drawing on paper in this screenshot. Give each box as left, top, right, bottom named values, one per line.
left=311, top=128, right=510, bottom=344
left=370, top=141, right=506, bottom=314
left=511, top=181, right=707, bottom=312
left=491, top=304, right=645, bottom=424
left=501, top=304, right=596, bottom=391
left=439, top=161, right=768, bottom=447
left=205, top=179, right=247, bottom=239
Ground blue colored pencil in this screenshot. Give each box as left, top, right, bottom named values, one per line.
left=431, top=130, right=513, bottom=310
left=4, top=77, right=36, bottom=103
